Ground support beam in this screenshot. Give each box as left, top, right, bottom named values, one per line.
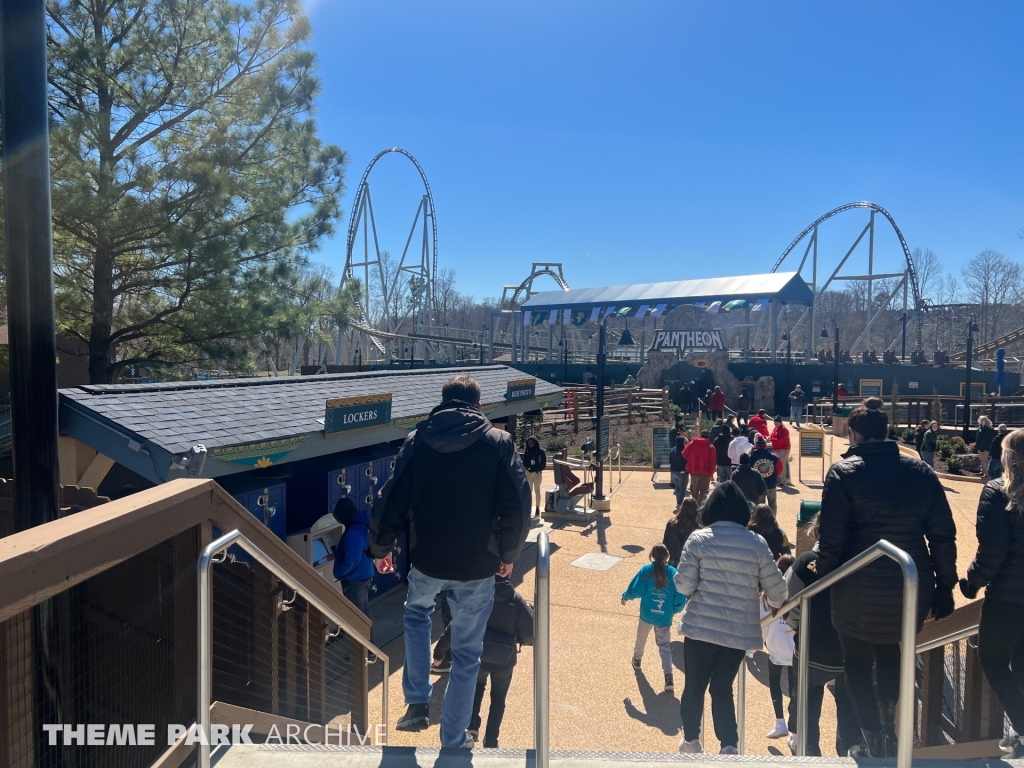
left=79, top=453, right=115, bottom=490
left=849, top=275, right=907, bottom=353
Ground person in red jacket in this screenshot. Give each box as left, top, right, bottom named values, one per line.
left=770, top=415, right=792, bottom=486
left=749, top=409, right=770, bottom=438
left=709, top=386, right=726, bottom=420
left=683, top=429, right=718, bottom=505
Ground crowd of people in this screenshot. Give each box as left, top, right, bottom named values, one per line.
left=352, top=374, right=1024, bottom=760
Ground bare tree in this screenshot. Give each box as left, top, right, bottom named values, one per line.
left=912, top=248, right=943, bottom=305
left=961, top=250, right=1021, bottom=343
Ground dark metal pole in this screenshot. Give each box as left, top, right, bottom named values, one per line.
left=593, top=323, right=606, bottom=500
left=1, top=1, right=65, bottom=763
left=833, top=325, right=840, bottom=413
left=1, top=0, right=60, bottom=531
left=963, top=316, right=974, bottom=441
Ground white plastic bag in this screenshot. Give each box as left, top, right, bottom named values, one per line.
left=760, top=597, right=795, bottom=666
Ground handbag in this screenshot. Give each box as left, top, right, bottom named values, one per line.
left=480, top=628, right=517, bottom=666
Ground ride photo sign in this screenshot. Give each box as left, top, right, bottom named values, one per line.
left=648, top=330, right=725, bottom=353
left=324, top=393, right=393, bottom=438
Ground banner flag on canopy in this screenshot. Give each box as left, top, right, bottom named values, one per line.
left=751, top=298, right=768, bottom=312
left=563, top=309, right=572, bottom=324
left=590, top=306, right=602, bottom=322
left=547, top=310, right=558, bottom=324
left=572, top=309, right=588, bottom=326
left=635, top=304, right=650, bottom=319
left=522, top=310, right=532, bottom=325
left=604, top=306, right=616, bottom=320
left=695, top=302, right=706, bottom=308
left=707, top=301, right=722, bottom=314
left=723, top=300, right=747, bottom=312
left=532, top=310, right=548, bottom=326
left=615, top=306, right=633, bottom=317
left=651, top=303, right=668, bottom=317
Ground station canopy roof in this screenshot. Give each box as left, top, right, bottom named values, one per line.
left=520, top=271, right=814, bottom=320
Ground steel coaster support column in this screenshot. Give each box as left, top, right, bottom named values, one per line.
left=769, top=300, right=778, bottom=363
left=742, top=306, right=750, bottom=362
left=807, top=227, right=817, bottom=361
left=850, top=274, right=906, bottom=354
left=867, top=210, right=875, bottom=330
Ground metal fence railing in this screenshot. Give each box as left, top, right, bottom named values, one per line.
left=198, top=529, right=389, bottom=768
left=737, top=540, right=919, bottom=767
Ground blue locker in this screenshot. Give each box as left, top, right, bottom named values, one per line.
left=232, top=483, right=287, bottom=540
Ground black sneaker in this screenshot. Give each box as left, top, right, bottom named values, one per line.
left=431, top=658, right=451, bottom=674
left=665, top=673, right=674, bottom=692
left=631, top=656, right=641, bottom=669
left=1011, top=741, right=1024, bottom=760
left=1000, top=731, right=1019, bottom=751
left=396, top=703, right=430, bottom=731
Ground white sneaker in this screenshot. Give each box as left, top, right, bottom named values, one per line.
left=787, top=732, right=798, bottom=753
left=766, top=719, right=789, bottom=739
left=678, top=737, right=703, bottom=753
left=720, top=745, right=738, bottom=755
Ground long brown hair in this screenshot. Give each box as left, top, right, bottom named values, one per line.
left=671, top=497, right=700, bottom=539
left=650, top=544, right=670, bottom=589
left=749, top=503, right=776, bottom=530
left=1001, top=429, right=1024, bottom=513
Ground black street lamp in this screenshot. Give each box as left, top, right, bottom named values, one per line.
left=782, top=329, right=791, bottom=404
left=593, top=322, right=608, bottom=502
left=822, top=323, right=840, bottom=413
left=963, top=314, right=979, bottom=440
left=559, top=336, right=567, bottom=383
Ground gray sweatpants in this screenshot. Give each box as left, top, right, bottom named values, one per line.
left=634, top=620, right=673, bottom=674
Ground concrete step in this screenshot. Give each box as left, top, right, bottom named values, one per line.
left=211, top=744, right=1021, bottom=768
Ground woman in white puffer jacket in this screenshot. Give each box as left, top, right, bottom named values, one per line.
left=674, top=480, right=788, bottom=755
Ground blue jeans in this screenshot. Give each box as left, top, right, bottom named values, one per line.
left=403, top=567, right=495, bottom=747
left=790, top=405, right=804, bottom=425
left=670, top=471, right=689, bottom=505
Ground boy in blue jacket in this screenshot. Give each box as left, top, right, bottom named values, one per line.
left=332, top=497, right=376, bottom=619
left=621, top=543, right=686, bottom=692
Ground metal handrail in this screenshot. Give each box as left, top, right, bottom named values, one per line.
left=738, top=539, right=918, bottom=767
left=916, top=623, right=979, bottom=653
left=197, top=529, right=390, bottom=768
left=534, top=531, right=550, bottom=768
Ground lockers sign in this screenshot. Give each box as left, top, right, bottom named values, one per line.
left=506, top=378, right=537, bottom=404
left=324, top=393, right=393, bottom=438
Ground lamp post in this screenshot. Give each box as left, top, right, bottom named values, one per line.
left=963, top=314, right=979, bottom=441
left=822, top=323, right=840, bottom=413
left=593, top=322, right=608, bottom=502
left=783, top=330, right=791, bottom=407
left=559, top=336, right=567, bottom=383
left=901, top=313, right=907, bottom=362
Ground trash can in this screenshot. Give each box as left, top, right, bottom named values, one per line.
left=833, top=406, right=854, bottom=438
left=796, top=500, right=823, bottom=556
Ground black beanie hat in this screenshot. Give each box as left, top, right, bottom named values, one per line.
left=332, top=496, right=359, bottom=525
left=702, top=481, right=751, bottom=526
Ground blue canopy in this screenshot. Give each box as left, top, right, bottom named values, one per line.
left=521, top=271, right=813, bottom=312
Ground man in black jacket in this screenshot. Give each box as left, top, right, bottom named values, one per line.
left=434, top=576, right=534, bottom=748
left=370, top=375, right=530, bottom=747
left=731, top=453, right=767, bottom=506
left=713, top=425, right=733, bottom=483
left=817, top=397, right=957, bottom=758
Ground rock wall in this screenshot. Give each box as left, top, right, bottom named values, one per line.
left=637, top=352, right=676, bottom=390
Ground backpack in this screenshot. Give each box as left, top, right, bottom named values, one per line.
left=760, top=596, right=795, bottom=665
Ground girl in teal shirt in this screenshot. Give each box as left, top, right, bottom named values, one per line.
left=622, top=544, right=687, bottom=692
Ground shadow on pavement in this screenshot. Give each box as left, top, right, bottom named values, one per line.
left=623, top=668, right=680, bottom=735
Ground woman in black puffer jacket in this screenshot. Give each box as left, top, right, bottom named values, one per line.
left=817, top=398, right=958, bottom=758
left=960, top=429, right=1024, bottom=759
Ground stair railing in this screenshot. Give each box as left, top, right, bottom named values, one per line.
left=534, top=531, right=551, bottom=768
left=737, top=539, right=918, bottom=768
left=198, top=528, right=389, bottom=768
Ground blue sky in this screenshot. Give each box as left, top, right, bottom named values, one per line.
left=303, top=1, right=1024, bottom=302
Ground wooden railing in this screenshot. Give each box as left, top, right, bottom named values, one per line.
left=0, top=479, right=374, bottom=768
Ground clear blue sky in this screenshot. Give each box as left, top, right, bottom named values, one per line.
left=304, top=1, right=1024, bottom=302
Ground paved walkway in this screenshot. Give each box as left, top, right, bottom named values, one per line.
left=369, top=434, right=985, bottom=757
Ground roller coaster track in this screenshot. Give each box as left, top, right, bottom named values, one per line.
left=950, top=325, right=1024, bottom=361
left=772, top=201, right=923, bottom=311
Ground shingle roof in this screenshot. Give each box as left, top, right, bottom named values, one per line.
left=521, top=271, right=814, bottom=310
left=60, top=365, right=560, bottom=455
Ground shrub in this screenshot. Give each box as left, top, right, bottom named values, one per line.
left=954, top=442, right=967, bottom=454
left=621, top=439, right=651, bottom=464
left=902, top=428, right=916, bottom=444
left=888, top=426, right=899, bottom=440
left=666, top=402, right=681, bottom=418
left=939, top=445, right=953, bottom=460
left=545, top=437, right=568, bottom=453
left=945, top=455, right=964, bottom=474
left=950, top=436, right=966, bottom=446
